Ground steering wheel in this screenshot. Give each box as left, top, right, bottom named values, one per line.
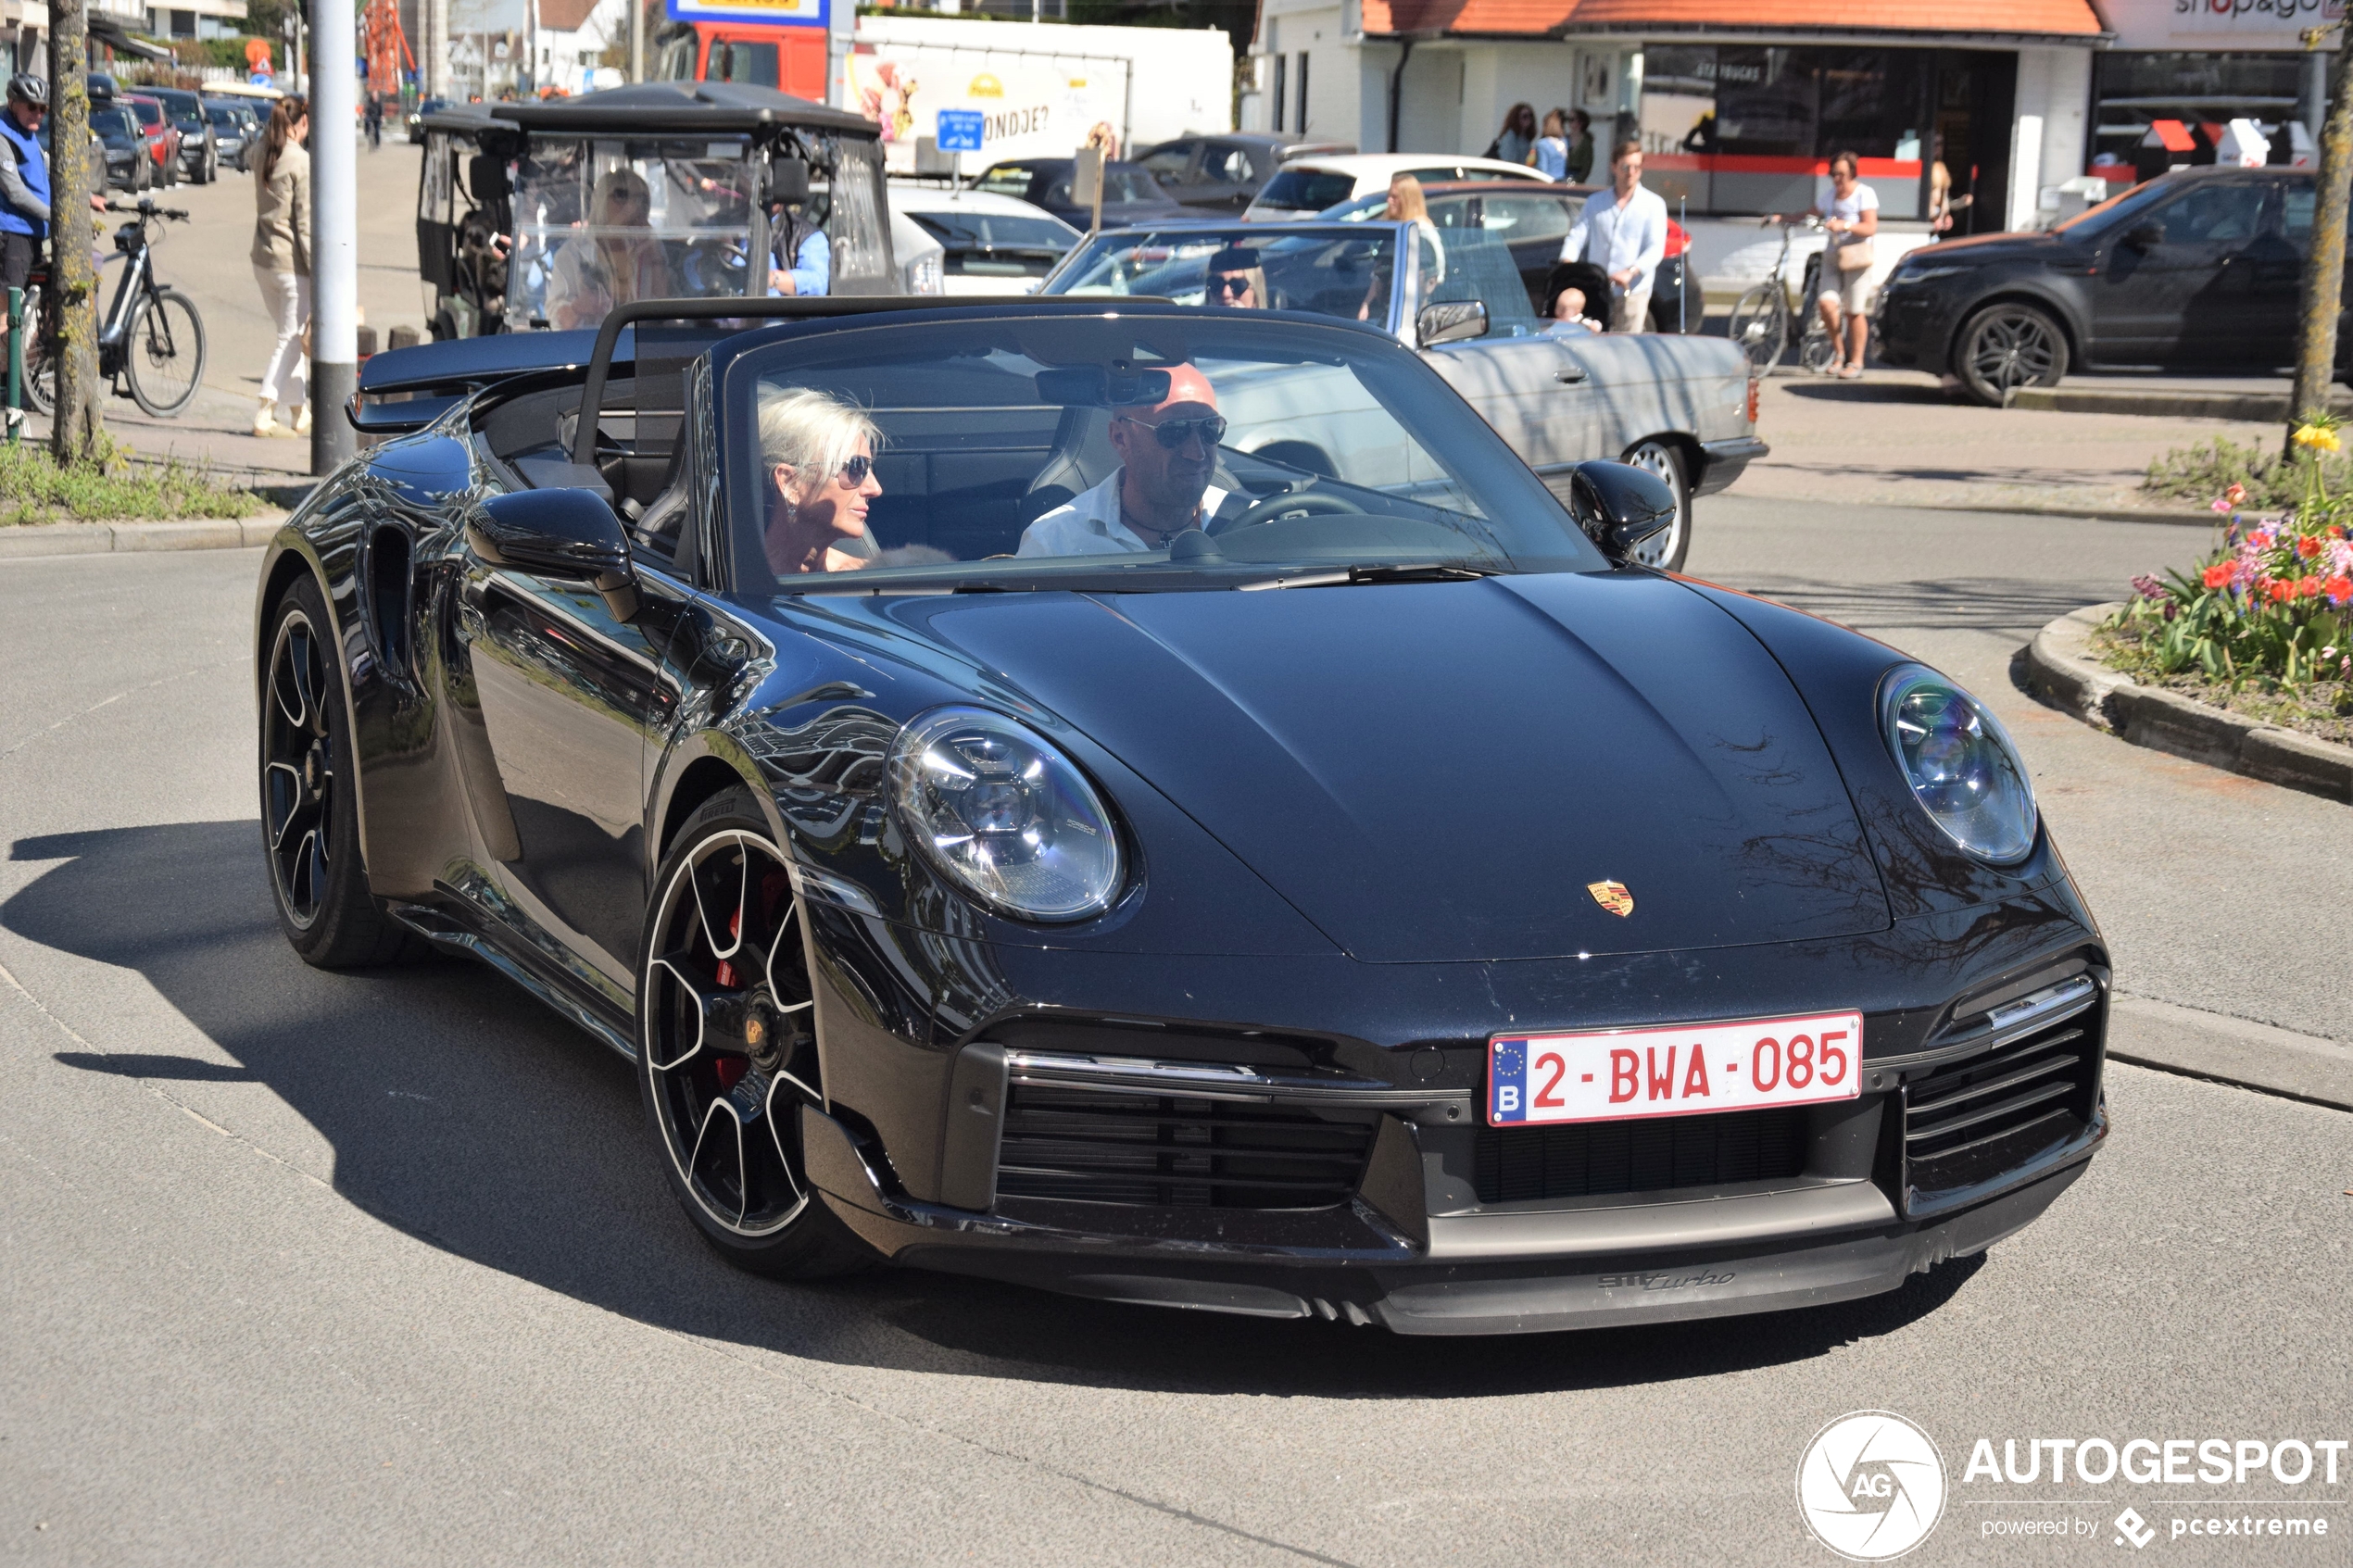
left=1209, top=487, right=1366, bottom=536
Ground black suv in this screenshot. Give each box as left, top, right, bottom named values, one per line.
left=1876, top=167, right=2333, bottom=404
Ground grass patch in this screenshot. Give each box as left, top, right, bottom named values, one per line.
left=2141, top=434, right=2353, bottom=510
left=0, top=440, right=258, bottom=525
left=2094, top=621, right=2353, bottom=746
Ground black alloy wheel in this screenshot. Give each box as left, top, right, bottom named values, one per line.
left=260, top=576, right=419, bottom=967
left=1622, top=438, right=1692, bottom=572
left=1956, top=302, right=2069, bottom=407
left=124, top=288, right=207, bottom=418
left=638, top=788, right=870, bottom=1278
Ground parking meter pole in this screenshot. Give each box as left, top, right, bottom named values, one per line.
left=2290, top=18, right=2353, bottom=451
left=310, top=0, right=359, bottom=475
left=6, top=286, right=20, bottom=446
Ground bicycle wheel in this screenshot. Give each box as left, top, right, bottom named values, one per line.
left=124, top=288, right=206, bottom=418
left=19, top=282, right=54, bottom=417
left=1798, top=315, right=1841, bottom=374
left=1726, top=283, right=1787, bottom=374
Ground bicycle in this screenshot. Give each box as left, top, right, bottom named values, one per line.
left=19, top=196, right=208, bottom=420
left=1724, top=216, right=1837, bottom=377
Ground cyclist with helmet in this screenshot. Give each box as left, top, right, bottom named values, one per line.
left=0, top=74, right=103, bottom=383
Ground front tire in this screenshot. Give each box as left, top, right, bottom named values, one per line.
left=1622, top=438, right=1692, bottom=572
left=638, top=787, right=871, bottom=1279
left=261, top=576, right=419, bottom=967
left=1726, top=283, right=1787, bottom=374
left=21, top=282, right=55, bottom=416
left=1955, top=302, right=2068, bottom=406
left=123, top=288, right=207, bottom=418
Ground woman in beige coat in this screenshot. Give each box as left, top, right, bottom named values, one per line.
left=249, top=94, right=310, bottom=437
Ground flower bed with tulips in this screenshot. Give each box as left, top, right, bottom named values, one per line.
left=2096, top=422, right=2353, bottom=746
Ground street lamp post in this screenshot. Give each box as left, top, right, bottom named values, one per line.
left=310, top=0, right=359, bottom=473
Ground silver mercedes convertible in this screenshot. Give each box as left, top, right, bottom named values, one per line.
left=1038, top=219, right=1765, bottom=571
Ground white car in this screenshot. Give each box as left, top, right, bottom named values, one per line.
left=1243, top=153, right=1555, bottom=220
left=887, top=182, right=1083, bottom=296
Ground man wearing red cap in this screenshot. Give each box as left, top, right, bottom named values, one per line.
left=1018, top=364, right=1231, bottom=556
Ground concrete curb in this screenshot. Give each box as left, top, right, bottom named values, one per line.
left=2008, top=385, right=2353, bottom=422
left=0, top=513, right=287, bottom=560
left=2108, top=994, right=2353, bottom=1112
left=2021, top=601, right=2353, bottom=806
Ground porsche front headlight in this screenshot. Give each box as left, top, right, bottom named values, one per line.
left=887, top=707, right=1123, bottom=922
left=1879, top=666, right=2039, bottom=864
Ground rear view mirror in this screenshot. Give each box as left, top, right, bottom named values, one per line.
left=771, top=157, right=811, bottom=203
left=1563, top=459, right=1676, bottom=562
left=1035, top=367, right=1172, bottom=407
left=468, top=489, right=639, bottom=620
left=1417, top=300, right=1489, bottom=345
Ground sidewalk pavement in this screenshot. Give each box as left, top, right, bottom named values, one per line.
left=1736, top=371, right=2267, bottom=521
left=16, top=135, right=431, bottom=501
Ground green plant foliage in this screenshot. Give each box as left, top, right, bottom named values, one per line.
left=2106, top=420, right=2353, bottom=695
left=2141, top=434, right=2353, bottom=510
left=0, top=440, right=258, bottom=525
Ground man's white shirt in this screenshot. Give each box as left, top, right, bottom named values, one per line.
left=1559, top=183, right=1669, bottom=298
left=1016, top=469, right=1231, bottom=557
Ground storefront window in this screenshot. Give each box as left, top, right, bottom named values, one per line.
left=2092, top=52, right=2314, bottom=178
left=1639, top=44, right=1928, bottom=217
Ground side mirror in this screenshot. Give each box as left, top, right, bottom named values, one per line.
left=467, top=488, right=639, bottom=621
left=1417, top=300, right=1489, bottom=346
left=2124, top=222, right=2163, bottom=250
left=771, top=157, right=811, bottom=204
left=1564, top=459, right=1676, bottom=562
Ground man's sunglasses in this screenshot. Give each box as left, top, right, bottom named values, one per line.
left=1210, top=274, right=1252, bottom=297
left=1117, top=413, right=1227, bottom=450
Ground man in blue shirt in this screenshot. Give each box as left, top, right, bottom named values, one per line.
left=0, top=75, right=102, bottom=378
left=1559, top=139, right=1667, bottom=333
left=767, top=197, right=829, bottom=297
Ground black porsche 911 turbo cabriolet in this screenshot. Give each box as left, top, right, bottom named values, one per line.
left=258, top=296, right=2108, bottom=1336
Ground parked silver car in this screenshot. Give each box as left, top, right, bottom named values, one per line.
left=1038, top=220, right=1763, bottom=570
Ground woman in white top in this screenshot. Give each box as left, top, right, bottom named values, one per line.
left=1768, top=151, right=1879, bottom=379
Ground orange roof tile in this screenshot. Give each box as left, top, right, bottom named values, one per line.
left=1362, top=0, right=2103, bottom=36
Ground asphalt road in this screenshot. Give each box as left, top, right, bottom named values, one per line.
left=1, top=499, right=2347, bottom=1567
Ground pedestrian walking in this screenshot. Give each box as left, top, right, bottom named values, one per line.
left=1566, top=109, right=1594, bottom=184
left=1558, top=138, right=1667, bottom=332
left=1768, top=150, right=1878, bottom=377
left=365, top=93, right=384, bottom=151
left=1485, top=103, right=1537, bottom=168
left=1532, top=109, right=1570, bottom=182
left=249, top=94, right=311, bottom=438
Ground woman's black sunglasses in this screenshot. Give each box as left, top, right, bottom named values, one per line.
left=1118, top=414, right=1227, bottom=450
left=836, top=454, right=873, bottom=485
left=1211, top=274, right=1252, bottom=297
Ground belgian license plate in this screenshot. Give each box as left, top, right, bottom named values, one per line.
left=1488, top=1011, right=1864, bottom=1126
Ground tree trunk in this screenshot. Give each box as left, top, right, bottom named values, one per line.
left=2290, top=31, right=2353, bottom=450
left=45, top=0, right=103, bottom=465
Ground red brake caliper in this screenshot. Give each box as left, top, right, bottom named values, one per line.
left=713, top=909, right=747, bottom=1091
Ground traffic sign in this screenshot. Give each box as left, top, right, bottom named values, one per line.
left=936, top=108, right=984, bottom=154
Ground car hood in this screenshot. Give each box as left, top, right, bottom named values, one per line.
left=1900, top=230, right=2077, bottom=266
left=908, top=571, right=1892, bottom=962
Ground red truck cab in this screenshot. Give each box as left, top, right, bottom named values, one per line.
left=654, top=21, right=828, bottom=101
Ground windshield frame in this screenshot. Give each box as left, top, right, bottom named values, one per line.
left=705, top=304, right=1607, bottom=600
left=1039, top=220, right=1416, bottom=335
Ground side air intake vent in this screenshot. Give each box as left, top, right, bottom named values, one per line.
left=1905, top=1010, right=2101, bottom=1213
left=995, top=1086, right=1376, bottom=1210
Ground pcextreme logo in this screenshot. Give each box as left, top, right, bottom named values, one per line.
left=1797, top=1411, right=1949, bottom=1562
